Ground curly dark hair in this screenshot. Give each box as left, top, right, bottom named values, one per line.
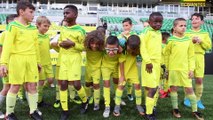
left=84, top=30, right=105, bottom=51
left=127, top=35, right=140, bottom=56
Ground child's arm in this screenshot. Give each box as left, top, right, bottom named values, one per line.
left=200, top=33, right=212, bottom=51
left=140, top=33, right=153, bottom=73
left=73, top=31, right=86, bottom=51
left=0, top=27, right=15, bottom=76
left=188, top=41, right=195, bottom=78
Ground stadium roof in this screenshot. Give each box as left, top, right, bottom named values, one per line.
left=48, top=0, right=159, bottom=5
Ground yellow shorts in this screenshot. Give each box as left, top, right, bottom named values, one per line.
left=2, top=76, right=9, bottom=84
left=8, top=54, right=39, bottom=84
left=55, top=66, right=60, bottom=80
left=58, top=53, right=81, bottom=81
left=85, top=67, right=101, bottom=84
left=101, top=67, right=118, bottom=80
left=39, top=64, right=54, bottom=80
left=141, top=61, right=160, bottom=88
left=168, top=70, right=192, bottom=87
left=194, top=54, right=204, bottom=78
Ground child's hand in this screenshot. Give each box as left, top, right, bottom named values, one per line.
left=0, top=65, right=8, bottom=77
left=118, top=76, right=126, bottom=86
left=188, top=70, right=194, bottom=79
left=146, top=63, right=153, bottom=73
left=51, top=41, right=58, bottom=48
left=192, top=36, right=201, bottom=44
left=59, top=39, right=75, bottom=49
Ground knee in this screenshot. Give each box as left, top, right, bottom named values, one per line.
left=196, top=78, right=203, bottom=85
left=86, top=82, right=93, bottom=87
left=134, top=84, right=141, bottom=90
left=60, top=81, right=68, bottom=90
left=104, top=80, right=110, bottom=87
left=74, top=81, right=81, bottom=90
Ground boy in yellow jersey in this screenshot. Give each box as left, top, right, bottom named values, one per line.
left=184, top=13, right=212, bottom=109
left=159, top=32, right=171, bottom=98
left=102, top=36, right=120, bottom=118
left=113, top=35, right=144, bottom=117
left=58, top=5, right=88, bottom=120
left=139, top=12, right=163, bottom=120
left=0, top=14, right=17, bottom=119
left=84, top=30, right=105, bottom=111
left=117, top=18, right=136, bottom=102
left=0, top=1, right=42, bottom=120
left=164, top=18, right=203, bottom=120
left=36, top=16, right=54, bottom=107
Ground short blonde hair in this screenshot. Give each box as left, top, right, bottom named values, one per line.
left=36, top=16, right=51, bottom=25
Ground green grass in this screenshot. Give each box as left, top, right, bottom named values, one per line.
left=0, top=71, right=213, bottom=120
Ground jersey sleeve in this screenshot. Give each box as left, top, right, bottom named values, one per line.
left=74, top=30, right=85, bottom=51
left=188, top=41, right=195, bottom=71
left=119, top=54, right=126, bottom=63
left=140, top=32, right=151, bottom=64
left=0, top=26, right=16, bottom=65
left=0, top=32, right=6, bottom=47
left=163, top=41, right=172, bottom=70
left=200, top=33, right=212, bottom=51
left=35, top=32, right=40, bottom=64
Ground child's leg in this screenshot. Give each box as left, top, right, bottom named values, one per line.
left=17, top=85, right=24, bottom=100
left=38, top=80, right=45, bottom=103
left=145, top=87, right=157, bottom=115
left=93, top=83, right=100, bottom=109
left=134, top=84, right=144, bottom=115
left=153, top=88, right=159, bottom=107
left=103, top=80, right=110, bottom=108
left=85, top=82, right=93, bottom=99
left=127, top=81, right=133, bottom=96
left=26, top=82, right=39, bottom=114
left=195, top=77, right=203, bottom=101
left=113, top=78, right=118, bottom=92
left=73, top=80, right=87, bottom=103
left=170, top=86, right=178, bottom=109
left=60, top=80, right=68, bottom=111
left=68, top=81, right=76, bottom=100
left=113, top=84, right=124, bottom=116
left=184, top=87, right=197, bottom=112
left=6, top=85, right=20, bottom=115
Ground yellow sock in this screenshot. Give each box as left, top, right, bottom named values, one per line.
left=146, top=97, right=154, bottom=115
left=104, top=87, right=110, bottom=107
left=84, top=86, right=92, bottom=98
left=68, top=85, right=75, bottom=100
left=38, top=85, right=44, bottom=103
left=56, top=85, right=60, bottom=100
left=170, top=91, right=178, bottom=109
left=6, top=92, right=17, bottom=115
left=28, top=93, right=38, bottom=114
left=154, top=89, right=159, bottom=106
left=127, top=82, right=133, bottom=95
left=115, top=89, right=123, bottom=105
left=60, top=90, right=68, bottom=111
left=163, top=79, right=169, bottom=91
left=77, top=87, right=87, bottom=103
left=114, top=83, right=118, bottom=92
left=94, top=89, right=100, bottom=104
left=187, top=94, right=197, bottom=112
left=195, top=84, right=203, bottom=101
left=135, top=89, right=142, bottom=105
left=17, top=86, right=23, bottom=98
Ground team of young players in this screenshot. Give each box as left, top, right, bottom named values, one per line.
left=0, top=1, right=211, bottom=120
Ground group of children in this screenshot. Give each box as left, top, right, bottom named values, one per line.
left=0, top=1, right=211, bottom=120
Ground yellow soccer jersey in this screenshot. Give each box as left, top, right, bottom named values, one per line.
left=102, top=53, right=119, bottom=69
left=164, top=35, right=195, bottom=71
left=38, top=33, right=51, bottom=66
left=139, top=26, right=162, bottom=64
left=0, top=31, right=6, bottom=46
left=0, top=21, right=40, bottom=65
left=59, top=25, right=86, bottom=54
left=185, top=29, right=212, bottom=54
left=86, top=50, right=103, bottom=68
left=161, top=43, right=166, bottom=65
left=119, top=53, right=137, bottom=78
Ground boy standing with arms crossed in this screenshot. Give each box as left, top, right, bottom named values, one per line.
left=184, top=13, right=212, bottom=109
left=140, top=12, right=163, bottom=120
left=0, top=1, right=42, bottom=120
left=58, top=5, right=88, bottom=120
